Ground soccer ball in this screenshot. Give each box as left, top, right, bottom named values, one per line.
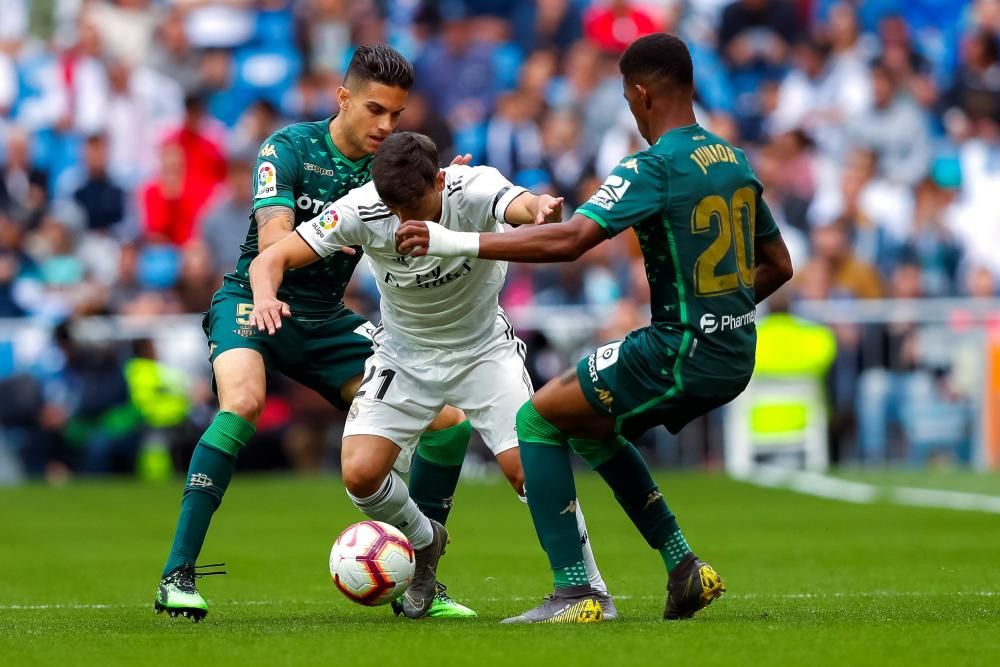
left=329, top=520, right=415, bottom=606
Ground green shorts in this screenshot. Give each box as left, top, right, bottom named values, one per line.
left=576, top=327, right=750, bottom=438
left=203, top=282, right=375, bottom=410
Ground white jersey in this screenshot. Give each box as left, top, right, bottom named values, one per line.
left=296, top=165, right=526, bottom=349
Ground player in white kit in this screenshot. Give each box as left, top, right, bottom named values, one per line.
left=248, top=132, right=614, bottom=620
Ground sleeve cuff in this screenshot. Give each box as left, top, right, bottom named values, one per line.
left=295, top=225, right=325, bottom=258
left=252, top=197, right=295, bottom=211
left=576, top=208, right=613, bottom=236
left=495, top=186, right=529, bottom=222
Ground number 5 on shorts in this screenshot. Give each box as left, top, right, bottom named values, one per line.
left=356, top=367, right=396, bottom=400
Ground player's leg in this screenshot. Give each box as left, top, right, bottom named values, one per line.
left=155, top=290, right=272, bottom=621
left=339, top=349, right=450, bottom=620
left=507, top=338, right=724, bottom=622
left=289, top=314, right=476, bottom=617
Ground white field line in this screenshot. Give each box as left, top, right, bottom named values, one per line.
left=3, top=591, right=999, bottom=611
left=738, top=465, right=1000, bottom=514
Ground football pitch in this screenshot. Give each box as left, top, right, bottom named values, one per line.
left=3, top=471, right=999, bottom=666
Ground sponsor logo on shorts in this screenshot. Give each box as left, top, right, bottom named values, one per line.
left=596, top=388, right=614, bottom=408
left=347, top=402, right=360, bottom=422
left=700, top=309, right=756, bottom=334
left=587, top=174, right=631, bottom=211
left=304, top=162, right=335, bottom=176
left=256, top=162, right=277, bottom=198
left=595, top=341, right=622, bottom=371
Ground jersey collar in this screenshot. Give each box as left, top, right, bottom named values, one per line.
left=324, top=116, right=373, bottom=170
left=655, top=123, right=702, bottom=144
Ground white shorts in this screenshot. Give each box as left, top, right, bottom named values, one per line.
left=343, top=312, right=533, bottom=473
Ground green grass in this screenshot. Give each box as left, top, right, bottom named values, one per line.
left=2, top=472, right=1000, bottom=666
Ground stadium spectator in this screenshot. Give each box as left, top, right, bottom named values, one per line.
left=0, top=128, right=48, bottom=229
left=583, top=0, right=661, bottom=54
left=62, top=134, right=127, bottom=233
left=200, top=157, right=255, bottom=271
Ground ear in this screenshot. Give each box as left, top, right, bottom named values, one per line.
left=636, top=84, right=652, bottom=111
left=336, top=85, right=350, bottom=111
left=435, top=170, right=446, bottom=192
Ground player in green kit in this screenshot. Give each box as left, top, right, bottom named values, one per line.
left=155, top=45, right=475, bottom=621
left=395, top=33, right=794, bottom=623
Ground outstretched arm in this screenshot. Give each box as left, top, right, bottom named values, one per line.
left=395, top=213, right=607, bottom=263
left=503, top=192, right=565, bottom=226
left=248, top=232, right=321, bottom=334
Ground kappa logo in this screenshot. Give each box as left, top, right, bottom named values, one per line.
left=643, top=490, right=663, bottom=510
left=256, top=162, right=277, bottom=199
left=559, top=500, right=578, bottom=515
left=701, top=314, right=719, bottom=334
left=619, top=158, right=639, bottom=173
left=259, top=143, right=278, bottom=159
left=189, top=473, right=214, bottom=488
left=596, top=388, right=614, bottom=408
left=303, top=162, right=335, bottom=176
left=587, top=174, right=632, bottom=211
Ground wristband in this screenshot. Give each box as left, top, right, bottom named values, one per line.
left=424, top=221, right=480, bottom=258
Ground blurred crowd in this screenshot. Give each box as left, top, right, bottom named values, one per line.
left=1, top=0, right=997, bottom=478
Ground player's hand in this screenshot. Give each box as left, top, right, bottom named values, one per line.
left=249, top=297, right=292, bottom=335
left=395, top=220, right=431, bottom=257
left=534, top=195, right=564, bottom=225
left=449, top=153, right=473, bottom=166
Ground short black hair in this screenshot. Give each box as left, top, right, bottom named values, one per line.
left=345, top=44, right=414, bottom=90
left=371, top=132, right=439, bottom=208
left=619, top=33, right=693, bottom=90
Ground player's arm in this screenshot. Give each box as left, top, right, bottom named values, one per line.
left=752, top=197, right=793, bottom=303
left=503, top=192, right=565, bottom=226
left=395, top=213, right=606, bottom=262
left=255, top=205, right=296, bottom=251
left=249, top=198, right=367, bottom=334
left=248, top=232, right=320, bottom=334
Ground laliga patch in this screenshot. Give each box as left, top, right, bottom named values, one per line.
left=587, top=174, right=631, bottom=211
left=319, top=206, right=340, bottom=231
left=594, top=341, right=622, bottom=371
left=256, top=162, right=277, bottom=199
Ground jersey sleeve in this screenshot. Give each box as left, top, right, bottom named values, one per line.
left=755, top=196, right=781, bottom=240
left=252, top=132, right=299, bottom=211
left=576, top=152, right=666, bottom=237
left=295, top=188, right=372, bottom=258
left=453, top=165, right=527, bottom=231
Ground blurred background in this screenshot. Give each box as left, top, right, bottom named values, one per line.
left=0, top=0, right=998, bottom=485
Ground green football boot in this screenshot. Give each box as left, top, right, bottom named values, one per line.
left=391, top=582, right=478, bottom=619
left=154, top=563, right=225, bottom=622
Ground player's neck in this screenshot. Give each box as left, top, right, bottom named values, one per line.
left=327, top=117, right=369, bottom=162
left=646, top=106, right=698, bottom=144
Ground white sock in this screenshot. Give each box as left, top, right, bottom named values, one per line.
left=518, top=491, right=608, bottom=594
left=347, top=471, right=434, bottom=549
left=575, top=499, right=608, bottom=594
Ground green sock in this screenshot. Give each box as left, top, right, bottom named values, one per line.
left=162, top=412, right=255, bottom=577
left=659, top=528, right=692, bottom=572
left=554, top=562, right=589, bottom=587
left=593, top=439, right=692, bottom=573
left=409, top=419, right=472, bottom=525
left=516, top=402, right=585, bottom=589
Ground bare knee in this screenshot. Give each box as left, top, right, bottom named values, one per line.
left=220, top=391, right=264, bottom=424
left=341, top=438, right=396, bottom=497
left=428, top=405, right=466, bottom=432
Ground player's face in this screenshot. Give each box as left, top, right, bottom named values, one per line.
left=623, top=80, right=651, bottom=144
left=339, top=81, right=408, bottom=155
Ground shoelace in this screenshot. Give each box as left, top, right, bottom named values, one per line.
left=193, top=563, right=227, bottom=577
left=434, top=583, right=453, bottom=601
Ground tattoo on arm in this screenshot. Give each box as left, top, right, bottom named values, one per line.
left=255, top=205, right=295, bottom=250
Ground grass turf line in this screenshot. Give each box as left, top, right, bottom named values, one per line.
left=2, top=472, right=999, bottom=666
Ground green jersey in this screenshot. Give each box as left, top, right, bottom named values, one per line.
left=224, top=117, right=372, bottom=316
left=577, top=123, right=780, bottom=381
